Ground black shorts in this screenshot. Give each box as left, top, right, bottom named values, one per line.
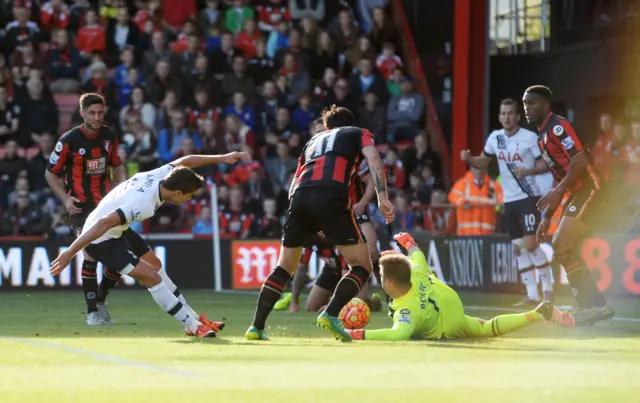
left=355, top=212, right=371, bottom=225
left=282, top=188, right=363, bottom=248
left=314, top=264, right=342, bottom=292
left=503, top=197, right=540, bottom=240
left=84, top=229, right=151, bottom=275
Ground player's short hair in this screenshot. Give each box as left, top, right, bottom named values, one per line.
left=500, top=98, right=520, bottom=111
left=322, top=104, right=355, bottom=129
left=379, top=253, right=412, bottom=286
left=524, top=85, right=553, bottom=103
left=79, top=93, right=105, bottom=111
left=163, top=166, right=205, bottom=194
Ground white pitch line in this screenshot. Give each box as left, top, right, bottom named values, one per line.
left=0, top=336, right=205, bottom=378
left=465, top=305, right=640, bottom=323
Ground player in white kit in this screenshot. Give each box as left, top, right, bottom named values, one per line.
left=49, top=152, right=251, bottom=338
left=461, top=98, right=554, bottom=305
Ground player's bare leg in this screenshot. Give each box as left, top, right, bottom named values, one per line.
left=552, top=216, right=613, bottom=326
left=317, top=241, right=372, bottom=342
left=127, top=260, right=215, bottom=338
left=523, top=235, right=554, bottom=302
left=246, top=245, right=302, bottom=340
left=306, top=285, right=333, bottom=312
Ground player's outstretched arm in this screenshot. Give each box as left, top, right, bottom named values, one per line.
left=172, top=152, right=252, bottom=169
left=392, top=234, right=434, bottom=276
left=362, top=145, right=394, bottom=222
left=461, top=150, right=491, bottom=169
left=350, top=315, right=415, bottom=341
left=49, top=212, right=121, bottom=275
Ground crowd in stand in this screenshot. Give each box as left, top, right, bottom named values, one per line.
left=0, top=0, right=450, bottom=239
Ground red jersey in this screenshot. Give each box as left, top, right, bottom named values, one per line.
left=256, top=4, right=292, bottom=31
left=46, top=125, right=122, bottom=212
left=375, top=54, right=403, bottom=80
left=41, top=2, right=70, bottom=30
left=75, top=25, right=106, bottom=54
left=348, top=160, right=370, bottom=204
left=384, top=159, right=406, bottom=189
left=236, top=31, right=261, bottom=59
left=219, top=208, right=253, bottom=238
left=293, top=127, right=375, bottom=202
left=537, top=113, right=601, bottom=192
left=188, top=106, right=220, bottom=128
left=300, top=236, right=347, bottom=270
left=423, top=206, right=456, bottom=234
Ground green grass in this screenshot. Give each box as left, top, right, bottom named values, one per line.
left=1, top=290, right=639, bottom=403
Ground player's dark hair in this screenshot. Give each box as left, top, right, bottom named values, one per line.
left=379, top=254, right=412, bottom=285
left=524, top=85, right=553, bottom=103
left=79, top=93, right=105, bottom=111
left=163, top=166, right=205, bottom=194
left=322, top=104, right=355, bottom=129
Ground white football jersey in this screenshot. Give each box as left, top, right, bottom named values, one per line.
left=82, top=164, right=174, bottom=244
left=484, top=127, right=552, bottom=203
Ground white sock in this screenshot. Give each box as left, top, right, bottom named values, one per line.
left=158, top=268, right=200, bottom=318
left=148, top=281, right=199, bottom=333
left=516, top=252, right=540, bottom=300
left=530, top=248, right=554, bottom=293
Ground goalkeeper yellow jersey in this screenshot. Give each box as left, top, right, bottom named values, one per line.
left=365, top=251, right=440, bottom=341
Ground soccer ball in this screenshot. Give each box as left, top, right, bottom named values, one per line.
left=339, top=298, right=371, bottom=329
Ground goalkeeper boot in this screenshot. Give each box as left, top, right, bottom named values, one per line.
left=195, top=324, right=216, bottom=339
left=535, top=301, right=575, bottom=328
left=274, top=292, right=293, bottom=311
left=245, top=326, right=268, bottom=340
left=317, top=311, right=352, bottom=342
left=96, top=302, right=115, bottom=325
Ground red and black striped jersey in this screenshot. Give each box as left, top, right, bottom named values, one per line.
left=47, top=125, right=122, bottom=212
left=348, top=160, right=370, bottom=204
left=537, top=113, right=601, bottom=191
left=292, top=126, right=375, bottom=199
left=300, top=235, right=347, bottom=270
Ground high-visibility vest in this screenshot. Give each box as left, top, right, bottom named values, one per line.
left=448, top=171, right=504, bottom=236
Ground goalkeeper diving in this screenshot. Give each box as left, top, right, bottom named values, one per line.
left=346, top=233, right=575, bottom=341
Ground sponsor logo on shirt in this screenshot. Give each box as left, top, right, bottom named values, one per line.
left=553, top=125, right=564, bottom=136
left=561, top=137, right=575, bottom=150
left=86, top=157, right=106, bottom=174
left=398, top=315, right=411, bottom=324
left=49, top=152, right=59, bottom=165
left=55, top=142, right=63, bottom=152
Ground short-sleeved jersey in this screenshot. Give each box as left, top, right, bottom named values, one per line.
left=537, top=113, right=601, bottom=191
left=82, top=164, right=174, bottom=244
left=484, top=127, right=548, bottom=203
left=47, top=125, right=122, bottom=211
left=291, top=126, right=375, bottom=199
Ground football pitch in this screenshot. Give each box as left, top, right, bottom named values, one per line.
left=1, top=291, right=640, bottom=403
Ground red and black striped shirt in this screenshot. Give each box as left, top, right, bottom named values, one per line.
left=292, top=126, right=375, bottom=201
left=46, top=125, right=122, bottom=212
left=537, top=113, right=601, bottom=192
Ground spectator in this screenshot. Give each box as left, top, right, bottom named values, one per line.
left=312, top=66, right=337, bottom=105
left=322, top=77, right=356, bottom=113
left=448, top=166, right=503, bottom=236
left=370, top=6, right=397, bottom=51
left=10, top=39, right=44, bottom=72
left=120, top=86, right=157, bottom=132
left=591, top=112, right=614, bottom=171
left=289, top=0, right=326, bottom=21
left=28, top=132, right=55, bottom=190
left=265, top=107, right=295, bottom=157
left=0, top=86, right=20, bottom=144
left=357, top=91, right=386, bottom=142
left=200, top=117, right=225, bottom=154
left=149, top=203, right=183, bottom=232
left=17, top=77, right=59, bottom=148
left=376, top=41, right=402, bottom=79
left=82, top=61, right=114, bottom=102
left=75, top=9, right=106, bottom=57
left=141, top=31, right=177, bottom=78
left=155, top=90, right=181, bottom=132
left=189, top=86, right=220, bottom=131
left=192, top=206, right=214, bottom=235
left=46, top=29, right=82, bottom=94
left=291, top=92, right=315, bottom=135
left=275, top=28, right=310, bottom=71
left=3, top=5, right=39, bottom=56
left=310, top=31, right=339, bottom=81
left=7, top=176, right=35, bottom=206
left=222, top=55, right=255, bottom=101
left=0, top=139, right=27, bottom=188
left=198, top=0, right=223, bottom=38
left=331, top=9, right=362, bottom=52
left=158, top=110, right=202, bottom=163
left=386, top=65, right=405, bottom=97
left=225, top=0, right=255, bottom=34
left=176, top=137, right=198, bottom=158
left=348, top=58, right=388, bottom=105
left=299, top=16, right=319, bottom=52
left=116, top=67, right=142, bottom=108
left=253, top=197, right=282, bottom=237
left=1, top=188, right=50, bottom=236
left=345, top=35, right=376, bottom=74
left=257, top=0, right=292, bottom=32
left=236, top=18, right=261, bottom=59
left=224, top=114, right=256, bottom=151
left=256, top=80, right=285, bottom=129
left=357, top=0, right=388, bottom=33
left=69, top=0, right=92, bottom=33
left=171, top=19, right=198, bottom=55
left=401, top=132, right=443, bottom=180
left=124, top=118, right=159, bottom=172
left=407, top=172, right=432, bottom=205
left=621, top=120, right=640, bottom=185
left=146, top=59, right=183, bottom=105
left=243, top=164, right=274, bottom=214
left=247, top=38, right=275, bottom=86
left=266, top=20, right=290, bottom=59
left=387, top=75, right=425, bottom=142
left=132, top=0, right=159, bottom=32
left=185, top=54, right=222, bottom=107
left=161, top=0, right=198, bottom=30
left=266, top=138, right=297, bottom=195
left=106, top=6, right=140, bottom=67
left=112, top=46, right=136, bottom=89
left=384, top=147, right=406, bottom=189
left=423, top=189, right=455, bottom=235
left=225, top=92, right=256, bottom=129
left=280, top=52, right=311, bottom=108
left=391, top=192, right=415, bottom=231
left=219, top=186, right=253, bottom=238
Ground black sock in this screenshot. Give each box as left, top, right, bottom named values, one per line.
left=372, top=259, right=382, bottom=284
left=81, top=260, right=99, bottom=313
left=252, top=266, right=291, bottom=330
left=97, top=269, right=121, bottom=303
left=326, top=266, right=370, bottom=317
left=562, top=258, right=607, bottom=309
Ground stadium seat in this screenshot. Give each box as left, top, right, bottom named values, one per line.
left=53, top=93, right=80, bottom=134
